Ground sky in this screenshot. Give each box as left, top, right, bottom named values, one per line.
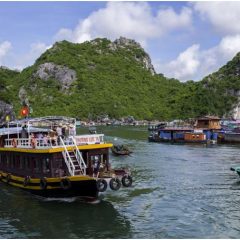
left=1, top=1, right=240, bottom=82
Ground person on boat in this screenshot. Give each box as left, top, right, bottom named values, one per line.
left=69, top=124, right=76, bottom=136
left=55, top=166, right=65, bottom=177
left=56, top=125, right=63, bottom=144
left=37, top=132, right=43, bottom=139
left=21, top=126, right=28, bottom=138
left=62, top=125, right=66, bottom=138
left=43, top=134, right=50, bottom=146
left=30, top=133, right=37, bottom=148
left=116, top=145, right=121, bottom=151
left=49, top=129, right=57, bottom=146
left=93, top=159, right=100, bottom=177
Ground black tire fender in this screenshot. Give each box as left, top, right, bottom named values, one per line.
left=122, top=175, right=133, bottom=187
left=40, top=177, right=47, bottom=190
left=60, top=178, right=72, bottom=190
left=109, top=178, right=121, bottom=191
left=97, top=179, right=108, bottom=192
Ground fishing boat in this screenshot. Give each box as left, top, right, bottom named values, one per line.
left=111, top=145, right=132, bottom=156
left=0, top=116, right=133, bottom=200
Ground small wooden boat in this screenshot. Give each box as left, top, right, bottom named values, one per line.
left=111, top=145, right=132, bottom=156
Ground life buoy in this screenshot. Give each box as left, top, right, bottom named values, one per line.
left=6, top=174, right=11, bottom=184
left=12, top=138, right=17, bottom=148
left=31, top=138, right=36, bottom=149
left=40, top=177, right=47, bottom=190
left=109, top=178, right=121, bottom=191
left=60, top=178, right=71, bottom=190
left=97, top=179, right=108, bottom=192
left=121, top=175, right=133, bottom=187
left=23, top=176, right=31, bottom=187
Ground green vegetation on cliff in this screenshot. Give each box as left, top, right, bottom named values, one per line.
left=0, top=38, right=240, bottom=120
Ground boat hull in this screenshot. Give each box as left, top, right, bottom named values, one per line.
left=224, top=133, right=240, bottom=143
left=0, top=172, right=98, bottom=199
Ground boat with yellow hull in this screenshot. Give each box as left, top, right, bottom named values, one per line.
left=0, top=116, right=132, bottom=200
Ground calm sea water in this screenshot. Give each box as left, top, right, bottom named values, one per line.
left=1, top=126, right=240, bottom=238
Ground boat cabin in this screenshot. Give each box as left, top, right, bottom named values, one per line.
left=0, top=116, right=111, bottom=179
left=195, top=116, right=221, bottom=130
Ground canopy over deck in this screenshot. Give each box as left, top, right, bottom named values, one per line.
left=0, top=126, right=49, bottom=137
left=8, top=116, right=76, bottom=127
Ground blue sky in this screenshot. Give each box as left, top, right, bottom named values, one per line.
left=1, top=1, right=240, bottom=81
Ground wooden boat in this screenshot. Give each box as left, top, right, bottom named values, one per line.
left=0, top=116, right=133, bottom=200
left=111, top=145, right=132, bottom=156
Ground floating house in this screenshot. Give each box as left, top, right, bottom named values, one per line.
left=148, top=116, right=221, bottom=144
left=195, top=116, right=221, bottom=130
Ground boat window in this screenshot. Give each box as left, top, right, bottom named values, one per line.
left=20, top=156, right=25, bottom=169
left=33, top=158, right=41, bottom=172
left=6, top=155, right=10, bottom=167
left=43, top=158, right=50, bottom=173
left=25, top=157, right=31, bottom=170
left=16, top=155, right=20, bottom=169
left=12, top=157, right=16, bottom=168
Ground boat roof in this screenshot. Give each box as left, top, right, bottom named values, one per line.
left=197, top=115, right=220, bottom=121
left=8, top=116, right=76, bottom=125
left=0, top=126, right=50, bottom=136
left=159, top=127, right=193, bottom=131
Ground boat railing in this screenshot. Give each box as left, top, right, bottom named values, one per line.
left=4, top=134, right=105, bottom=149
left=74, top=134, right=104, bottom=145
left=4, top=137, right=74, bottom=149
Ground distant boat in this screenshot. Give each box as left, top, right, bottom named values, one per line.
left=224, top=132, right=240, bottom=143
left=89, top=126, right=97, bottom=134
left=111, top=145, right=132, bottom=156
left=230, top=166, right=240, bottom=177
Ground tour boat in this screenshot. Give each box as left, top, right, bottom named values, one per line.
left=0, top=116, right=132, bottom=200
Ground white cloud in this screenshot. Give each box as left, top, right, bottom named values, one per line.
left=0, top=41, right=12, bottom=65
left=193, top=2, right=240, bottom=35
left=155, top=34, right=240, bottom=81
left=55, top=2, right=192, bottom=45
left=13, top=42, right=50, bottom=70
left=157, top=44, right=200, bottom=81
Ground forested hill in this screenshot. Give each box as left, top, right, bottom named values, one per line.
left=0, top=37, right=240, bottom=121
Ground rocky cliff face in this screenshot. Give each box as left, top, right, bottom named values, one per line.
left=33, top=62, right=77, bottom=92
left=0, top=101, right=15, bottom=125
left=113, top=37, right=156, bottom=75
left=90, top=37, right=156, bottom=75
left=201, top=52, right=240, bottom=119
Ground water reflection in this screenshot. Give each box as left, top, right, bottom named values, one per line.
left=0, top=183, right=132, bottom=238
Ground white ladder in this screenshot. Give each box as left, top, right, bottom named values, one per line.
left=70, top=136, right=87, bottom=175
left=60, top=137, right=86, bottom=176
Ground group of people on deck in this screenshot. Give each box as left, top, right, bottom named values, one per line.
left=21, top=123, right=76, bottom=147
